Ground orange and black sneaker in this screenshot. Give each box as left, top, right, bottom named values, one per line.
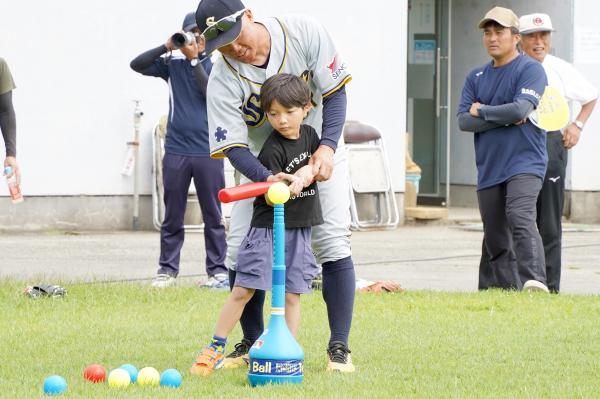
left=190, top=346, right=225, bottom=376
left=326, top=342, right=356, bottom=373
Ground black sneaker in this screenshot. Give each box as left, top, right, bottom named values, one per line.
left=326, top=342, right=355, bottom=373
left=219, top=338, right=252, bottom=369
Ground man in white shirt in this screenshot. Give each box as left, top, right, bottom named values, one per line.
left=479, top=13, right=598, bottom=293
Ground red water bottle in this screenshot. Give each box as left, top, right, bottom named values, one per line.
left=4, top=166, right=23, bottom=204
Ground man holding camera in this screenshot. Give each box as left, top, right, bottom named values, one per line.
left=130, top=11, right=228, bottom=289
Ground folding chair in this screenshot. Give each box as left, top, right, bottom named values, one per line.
left=343, top=121, right=399, bottom=230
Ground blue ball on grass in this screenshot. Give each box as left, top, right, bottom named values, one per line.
left=160, top=368, right=182, bottom=388
left=43, top=375, right=67, bottom=395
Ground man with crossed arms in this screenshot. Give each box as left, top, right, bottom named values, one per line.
left=479, top=13, right=598, bottom=293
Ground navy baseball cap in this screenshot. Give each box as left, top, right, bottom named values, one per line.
left=196, top=0, right=246, bottom=54
left=182, top=12, right=197, bottom=32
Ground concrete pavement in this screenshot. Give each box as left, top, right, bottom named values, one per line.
left=1, top=208, right=599, bottom=295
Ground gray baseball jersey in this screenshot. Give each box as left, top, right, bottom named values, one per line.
left=206, top=14, right=352, bottom=158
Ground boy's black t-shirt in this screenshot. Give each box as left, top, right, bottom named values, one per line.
left=251, top=124, right=324, bottom=228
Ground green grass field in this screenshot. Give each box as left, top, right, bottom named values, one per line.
left=1, top=280, right=599, bottom=398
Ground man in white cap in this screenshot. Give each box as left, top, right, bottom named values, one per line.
left=458, top=6, right=549, bottom=292
left=519, top=13, right=597, bottom=292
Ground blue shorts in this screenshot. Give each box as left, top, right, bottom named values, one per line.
left=234, top=227, right=319, bottom=294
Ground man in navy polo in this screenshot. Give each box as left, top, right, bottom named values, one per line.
left=130, top=11, right=228, bottom=289
left=458, top=6, right=549, bottom=292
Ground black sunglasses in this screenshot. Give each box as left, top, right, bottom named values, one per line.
left=201, top=9, right=245, bottom=41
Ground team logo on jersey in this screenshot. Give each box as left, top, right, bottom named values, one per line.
left=326, top=54, right=347, bottom=80
left=215, top=127, right=227, bottom=142
left=300, top=69, right=314, bottom=83
left=242, top=93, right=266, bottom=127
left=300, top=70, right=317, bottom=106
left=327, top=57, right=336, bottom=70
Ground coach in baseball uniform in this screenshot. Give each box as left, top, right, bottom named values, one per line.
left=194, top=0, right=356, bottom=372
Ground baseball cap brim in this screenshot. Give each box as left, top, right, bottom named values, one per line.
left=478, top=17, right=512, bottom=29
left=203, top=20, right=242, bottom=54
left=520, top=27, right=554, bottom=34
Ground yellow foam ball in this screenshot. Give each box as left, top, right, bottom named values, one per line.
left=267, top=182, right=291, bottom=204
left=108, top=368, right=130, bottom=388
left=137, top=367, right=160, bottom=387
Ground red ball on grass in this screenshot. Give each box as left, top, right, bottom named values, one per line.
left=84, top=364, right=106, bottom=383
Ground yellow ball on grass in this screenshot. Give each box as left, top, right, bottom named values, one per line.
left=137, top=367, right=160, bottom=387
left=108, top=368, right=130, bottom=388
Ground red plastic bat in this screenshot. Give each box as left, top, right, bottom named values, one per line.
left=218, top=182, right=274, bottom=203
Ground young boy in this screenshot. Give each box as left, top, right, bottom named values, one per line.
left=190, top=74, right=323, bottom=376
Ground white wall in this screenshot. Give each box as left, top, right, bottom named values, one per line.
left=0, top=0, right=407, bottom=197
left=571, top=0, right=600, bottom=191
